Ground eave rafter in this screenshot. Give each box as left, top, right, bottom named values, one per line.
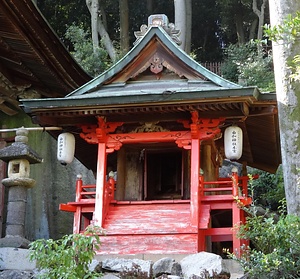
left=28, top=97, right=277, bottom=128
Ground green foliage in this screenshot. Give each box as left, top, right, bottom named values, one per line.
left=248, top=166, right=285, bottom=211
left=190, top=270, right=229, bottom=279
left=36, top=0, right=90, bottom=43
left=38, top=0, right=262, bottom=68
left=233, top=212, right=300, bottom=279
left=221, top=41, right=275, bottom=91
left=29, top=225, right=103, bottom=279
left=65, top=24, right=111, bottom=77
left=264, top=12, right=300, bottom=44
left=230, top=169, right=300, bottom=278
left=265, top=12, right=300, bottom=82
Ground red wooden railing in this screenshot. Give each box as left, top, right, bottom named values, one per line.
left=74, top=177, right=96, bottom=204
left=75, top=175, right=96, bottom=207
left=102, top=174, right=116, bottom=225
left=198, top=172, right=257, bottom=255
left=200, top=173, right=257, bottom=200
left=59, top=174, right=115, bottom=233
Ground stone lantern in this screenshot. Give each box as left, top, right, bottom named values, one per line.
left=0, top=127, right=42, bottom=248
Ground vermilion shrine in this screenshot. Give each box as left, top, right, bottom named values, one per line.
left=22, top=15, right=281, bottom=256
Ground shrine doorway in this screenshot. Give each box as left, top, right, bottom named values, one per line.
left=144, top=148, right=183, bottom=200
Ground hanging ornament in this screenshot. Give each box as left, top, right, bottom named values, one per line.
left=224, top=126, right=243, bottom=160
left=57, top=132, right=75, bottom=165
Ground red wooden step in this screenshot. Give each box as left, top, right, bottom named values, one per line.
left=103, top=203, right=194, bottom=235
left=201, top=195, right=234, bottom=202
left=97, top=234, right=199, bottom=255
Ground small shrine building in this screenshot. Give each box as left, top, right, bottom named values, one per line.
left=21, top=15, right=281, bottom=256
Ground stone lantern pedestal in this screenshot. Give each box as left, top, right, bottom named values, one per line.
left=0, top=128, right=42, bottom=248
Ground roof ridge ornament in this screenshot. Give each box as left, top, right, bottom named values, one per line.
left=134, top=14, right=181, bottom=46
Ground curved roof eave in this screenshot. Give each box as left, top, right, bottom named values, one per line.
left=67, top=26, right=241, bottom=97
left=21, top=86, right=263, bottom=113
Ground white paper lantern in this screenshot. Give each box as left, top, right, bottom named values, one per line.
left=57, top=132, right=75, bottom=165
left=224, top=126, right=243, bottom=160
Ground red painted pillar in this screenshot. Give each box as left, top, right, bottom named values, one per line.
left=231, top=170, right=245, bottom=257
left=198, top=174, right=206, bottom=251
left=232, top=201, right=242, bottom=257
left=73, top=175, right=83, bottom=234
left=94, top=142, right=107, bottom=228
left=190, top=138, right=200, bottom=227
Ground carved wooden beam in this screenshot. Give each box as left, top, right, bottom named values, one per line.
left=190, top=111, right=224, bottom=140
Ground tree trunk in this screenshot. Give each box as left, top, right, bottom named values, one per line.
left=174, top=0, right=186, bottom=50
left=86, top=0, right=116, bottom=61
left=147, top=0, right=153, bottom=15
left=269, top=0, right=300, bottom=215
left=87, top=0, right=99, bottom=52
left=119, top=0, right=129, bottom=54
left=252, top=0, right=267, bottom=41
left=185, top=0, right=192, bottom=54
left=235, top=13, right=246, bottom=45
left=249, top=18, right=258, bottom=41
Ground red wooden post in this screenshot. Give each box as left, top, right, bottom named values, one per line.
left=199, top=174, right=204, bottom=198
left=231, top=169, right=239, bottom=197
left=108, top=172, right=115, bottom=201
left=198, top=173, right=206, bottom=251
left=232, top=201, right=242, bottom=257
left=94, top=142, right=107, bottom=227
left=231, top=169, right=245, bottom=257
left=73, top=174, right=83, bottom=234
left=190, top=138, right=200, bottom=227
left=75, top=174, right=83, bottom=202
left=240, top=176, right=248, bottom=197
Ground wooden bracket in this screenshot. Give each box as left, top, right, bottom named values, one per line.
left=176, top=139, right=191, bottom=149
left=190, top=111, right=224, bottom=140
left=80, top=117, right=123, bottom=145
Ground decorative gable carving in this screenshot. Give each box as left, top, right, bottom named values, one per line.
left=150, top=53, right=163, bottom=74
left=134, top=14, right=181, bottom=46
left=129, top=52, right=191, bottom=80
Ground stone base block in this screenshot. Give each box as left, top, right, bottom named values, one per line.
left=0, top=236, right=30, bottom=249
left=0, top=247, right=36, bottom=270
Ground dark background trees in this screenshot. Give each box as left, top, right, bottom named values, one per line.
left=36, top=0, right=270, bottom=64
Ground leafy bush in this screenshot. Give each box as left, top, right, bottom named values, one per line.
left=221, top=41, right=275, bottom=92
left=231, top=201, right=300, bottom=279
left=190, top=270, right=229, bottom=279
left=248, top=166, right=285, bottom=211
left=65, top=24, right=111, bottom=77
left=265, top=11, right=300, bottom=82
left=29, top=225, right=103, bottom=279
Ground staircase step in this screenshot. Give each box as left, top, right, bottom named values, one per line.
left=103, top=203, right=193, bottom=235
left=104, top=221, right=196, bottom=235
left=97, top=234, right=199, bottom=255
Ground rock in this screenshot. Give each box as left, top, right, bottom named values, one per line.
left=89, top=259, right=102, bottom=273
left=0, top=270, right=34, bottom=279
left=153, top=257, right=182, bottom=277
left=157, top=275, right=181, bottom=279
left=0, top=247, right=36, bottom=271
left=238, top=274, right=249, bottom=279
left=101, top=258, right=153, bottom=277
left=180, top=252, right=230, bottom=278
left=101, top=274, right=120, bottom=279
left=0, top=249, right=244, bottom=278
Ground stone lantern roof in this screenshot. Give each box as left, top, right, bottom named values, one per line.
left=0, top=128, right=43, bottom=164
